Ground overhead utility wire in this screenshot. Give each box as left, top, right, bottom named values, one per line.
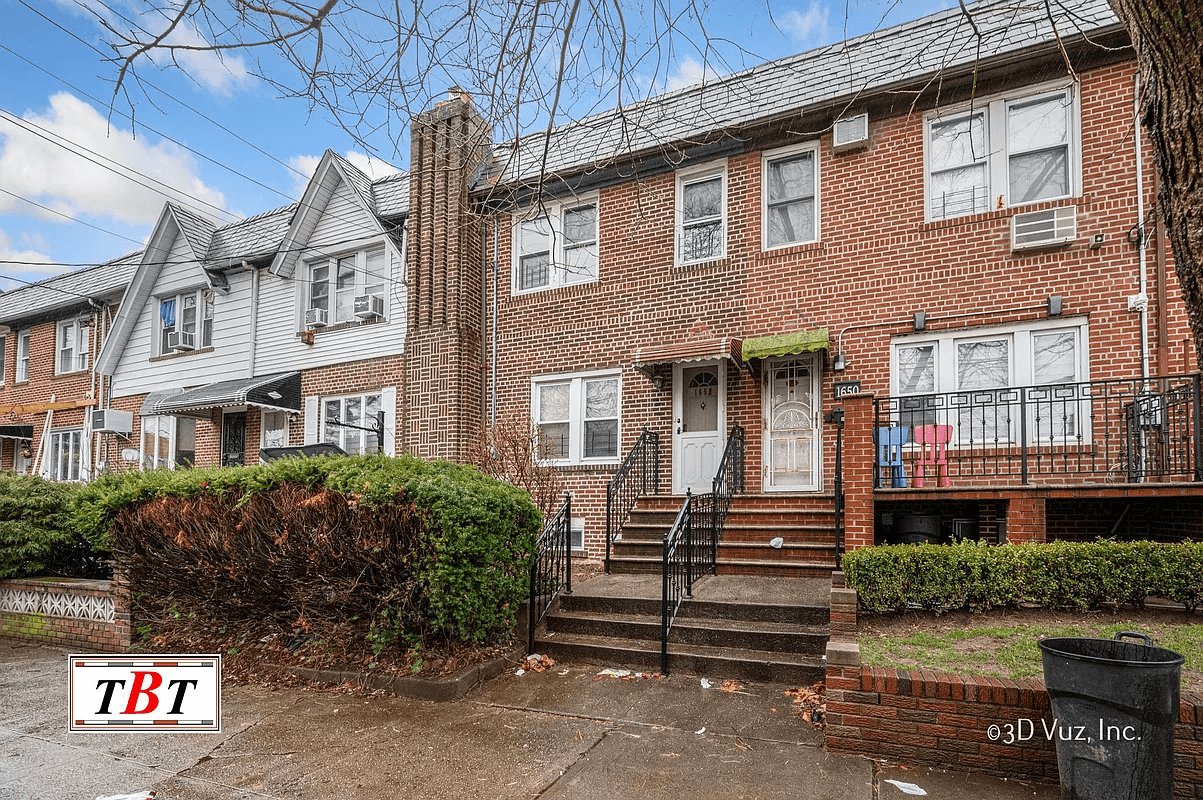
left=0, top=189, right=144, bottom=246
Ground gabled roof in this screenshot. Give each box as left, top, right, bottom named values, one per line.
left=169, top=203, right=219, bottom=260
left=206, top=204, right=297, bottom=266
left=488, top=0, right=1122, bottom=187
left=0, top=252, right=140, bottom=326
left=372, top=173, right=410, bottom=218
left=269, top=150, right=392, bottom=278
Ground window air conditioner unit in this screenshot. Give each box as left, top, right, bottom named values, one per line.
left=91, top=409, right=133, bottom=436
left=832, top=113, right=870, bottom=152
left=167, top=330, right=195, bottom=351
left=354, top=294, right=384, bottom=320
left=305, top=308, right=329, bottom=328
left=1012, top=206, right=1077, bottom=251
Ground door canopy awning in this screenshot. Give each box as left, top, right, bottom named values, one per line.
left=742, top=328, right=829, bottom=362
left=141, top=372, right=302, bottom=417
left=634, top=337, right=744, bottom=377
left=0, top=425, right=33, bottom=440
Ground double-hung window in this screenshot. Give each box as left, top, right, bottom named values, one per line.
left=532, top=371, right=621, bottom=464
left=513, top=198, right=599, bottom=293
left=16, top=330, right=30, bottom=382
left=159, top=289, right=214, bottom=354
left=763, top=143, right=819, bottom=249
left=45, top=428, right=83, bottom=481
left=892, top=320, right=1087, bottom=445
left=677, top=164, right=726, bottom=265
left=926, top=85, right=1077, bottom=221
left=323, top=392, right=383, bottom=454
left=141, top=415, right=197, bottom=469
left=56, top=319, right=89, bottom=374
left=308, top=244, right=388, bottom=324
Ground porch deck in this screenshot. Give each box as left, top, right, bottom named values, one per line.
left=568, top=572, right=831, bottom=607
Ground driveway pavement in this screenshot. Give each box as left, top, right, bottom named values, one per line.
left=0, top=639, right=1056, bottom=799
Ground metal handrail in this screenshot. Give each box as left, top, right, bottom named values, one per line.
left=660, top=492, right=693, bottom=675
left=528, top=493, right=572, bottom=653
left=710, top=424, right=746, bottom=560
left=605, top=427, right=660, bottom=573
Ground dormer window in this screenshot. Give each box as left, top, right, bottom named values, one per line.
left=308, top=245, right=387, bottom=324
left=159, top=289, right=214, bottom=355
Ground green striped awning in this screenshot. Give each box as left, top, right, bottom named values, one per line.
left=741, top=328, right=829, bottom=361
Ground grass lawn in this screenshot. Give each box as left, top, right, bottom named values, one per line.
left=857, top=609, right=1203, bottom=696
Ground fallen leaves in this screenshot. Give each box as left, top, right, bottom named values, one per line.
left=785, top=681, right=826, bottom=730
left=719, top=679, right=744, bottom=693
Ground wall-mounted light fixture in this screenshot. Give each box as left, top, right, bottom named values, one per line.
left=1048, top=296, right=1063, bottom=316
left=913, top=312, right=926, bottom=332
left=832, top=353, right=847, bottom=371
left=651, top=374, right=666, bottom=392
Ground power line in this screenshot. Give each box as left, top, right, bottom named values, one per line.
left=0, top=189, right=144, bottom=246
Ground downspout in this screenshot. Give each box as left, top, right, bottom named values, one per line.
left=1154, top=171, right=1170, bottom=375
left=247, top=263, right=260, bottom=375
left=491, top=214, right=499, bottom=426
left=481, top=221, right=489, bottom=427
left=1135, top=72, right=1151, bottom=384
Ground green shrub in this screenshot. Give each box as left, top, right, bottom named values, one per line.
left=843, top=539, right=1203, bottom=613
left=75, top=454, right=542, bottom=644
left=0, top=475, right=107, bottom=578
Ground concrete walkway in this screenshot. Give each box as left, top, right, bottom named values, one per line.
left=0, top=638, right=1057, bottom=799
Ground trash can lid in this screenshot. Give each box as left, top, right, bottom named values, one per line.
left=1039, top=636, right=1184, bottom=668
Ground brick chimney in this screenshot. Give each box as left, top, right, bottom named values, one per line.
left=404, top=90, right=491, bottom=460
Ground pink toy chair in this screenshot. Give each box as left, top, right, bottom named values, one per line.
left=913, top=424, right=953, bottom=487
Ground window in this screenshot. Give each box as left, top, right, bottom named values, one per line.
left=512, top=198, right=598, bottom=293
left=323, top=393, right=383, bottom=454
left=141, top=416, right=197, bottom=469
left=45, top=429, right=83, bottom=482
left=308, top=245, right=388, bottom=323
left=677, top=164, right=726, bottom=264
left=763, top=144, right=819, bottom=249
left=926, top=86, right=1077, bottom=221
left=0, top=335, right=5, bottom=383
left=56, top=319, right=89, bottom=374
left=262, top=410, right=289, bottom=450
left=13, top=439, right=31, bottom=475
left=892, top=320, right=1087, bottom=443
left=16, top=330, right=30, bottom=382
left=159, top=289, right=214, bottom=354
left=532, top=371, right=621, bottom=464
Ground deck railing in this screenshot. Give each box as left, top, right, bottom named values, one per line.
left=529, top=493, right=572, bottom=653
left=605, top=427, right=660, bottom=573
left=873, top=374, right=1203, bottom=487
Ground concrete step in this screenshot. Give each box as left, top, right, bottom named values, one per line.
left=716, top=560, right=836, bottom=578
left=534, top=631, right=826, bottom=684
left=545, top=610, right=829, bottom=654
left=717, top=542, right=837, bottom=560
left=558, top=586, right=830, bottom=625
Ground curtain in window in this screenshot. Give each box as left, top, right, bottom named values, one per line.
left=159, top=299, right=176, bottom=328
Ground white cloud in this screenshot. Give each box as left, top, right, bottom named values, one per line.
left=155, top=24, right=253, bottom=96
left=0, top=229, right=61, bottom=291
left=666, top=57, right=711, bottom=92
left=780, top=2, right=833, bottom=47
left=287, top=151, right=403, bottom=197
left=0, top=93, right=228, bottom=227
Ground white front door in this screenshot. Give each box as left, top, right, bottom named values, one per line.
left=673, top=361, right=725, bottom=494
left=764, top=355, right=821, bottom=491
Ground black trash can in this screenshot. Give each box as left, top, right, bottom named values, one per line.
left=1039, top=632, right=1183, bottom=800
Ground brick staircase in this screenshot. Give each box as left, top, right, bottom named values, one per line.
left=532, top=575, right=829, bottom=683
left=607, top=494, right=839, bottom=577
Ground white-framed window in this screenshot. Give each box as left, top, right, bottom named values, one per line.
left=16, top=330, right=30, bottom=382
left=141, top=415, right=197, bottom=469
left=158, top=288, right=214, bottom=354
left=322, top=392, right=383, bottom=454
left=892, top=319, right=1088, bottom=443
left=570, top=517, right=585, bottom=552
left=56, top=319, right=89, bottom=374
left=308, top=244, right=388, bottom=324
left=532, top=370, right=621, bottom=464
left=926, top=84, right=1079, bottom=221
left=45, top=428, right=84, bottom=482
left=676, top=162, right=727, bottom=265
left=512, top=197, right=599, bottom=293
left=261, top=410, right=289, bottom=450
left=763, top=142, right=819, bottom=249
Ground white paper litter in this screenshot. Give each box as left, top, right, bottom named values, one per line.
left=883, top=779, right=927, bottom=796
left=695, top=727, right=706, bottom=735
left=700, top=678, right=712, bottom=689
left=515, top=668, right=525, bottom=676
left=95, top=794, right=156, bottom=800
left=769, top=537, right=784, bottom=549
left=597, top=668, right=632, bottom=677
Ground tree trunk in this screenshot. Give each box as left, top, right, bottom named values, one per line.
left=1109, top=1, right=1203, bottom=371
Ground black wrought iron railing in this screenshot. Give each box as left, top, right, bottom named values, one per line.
left=529, top=493, right=572, bottom=653
left=873, top=374, right=1203, bottom=487
left=605, top=427, right=660, bottom=573
left=660, top=492, right=693, bottom=676
left=824, top=408, right=846, bottom=569
left=710, top=424, right=746, bottom=550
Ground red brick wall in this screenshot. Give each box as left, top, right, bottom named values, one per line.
left=0, top=578, right=131, bottom=651
left=825, top=654, right=1203, bottom=798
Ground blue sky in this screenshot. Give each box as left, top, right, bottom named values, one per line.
left=0, top=0, right=945, bottom=291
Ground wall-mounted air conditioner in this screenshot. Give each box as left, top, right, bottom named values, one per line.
left=305, top=308, right=329, bottom=328
left=1012, top=206, right=1077, bottom=251
left=167, top=331, right=195, bottom=351
left=354, top=295, right=384, bottom=320
left=92, top=409, right=133, bottom=436
left=832, top=113, right=870, bottom=153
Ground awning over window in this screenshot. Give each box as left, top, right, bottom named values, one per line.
left=260, top=443, right=347, bottom=462
left=0, top=425, right=33, bottom=440
left=141, top=372, right=302, bottom=417
left=634, top=337, right=743, bottom=377
left=742, top=328, right=829, bottom=362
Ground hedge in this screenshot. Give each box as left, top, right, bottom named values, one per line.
left=843, top=540, right=1203, bottom=613
left=0, top=475, right=109, bottom=579
left=74, top=454, right=542, bottom=644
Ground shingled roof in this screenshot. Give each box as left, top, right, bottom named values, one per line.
left=0, top=252, right=140, bottom=324
left=489, top=0, right=1122, bottom=187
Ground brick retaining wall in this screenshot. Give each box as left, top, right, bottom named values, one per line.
left=824, top=640, right=1203, bottom=798
left=0, top=577, right=131, bottom=651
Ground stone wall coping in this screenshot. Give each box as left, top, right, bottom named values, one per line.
left=0, top=577, right=113, bottom=592
left=825, top=640, right=861, bottom=667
